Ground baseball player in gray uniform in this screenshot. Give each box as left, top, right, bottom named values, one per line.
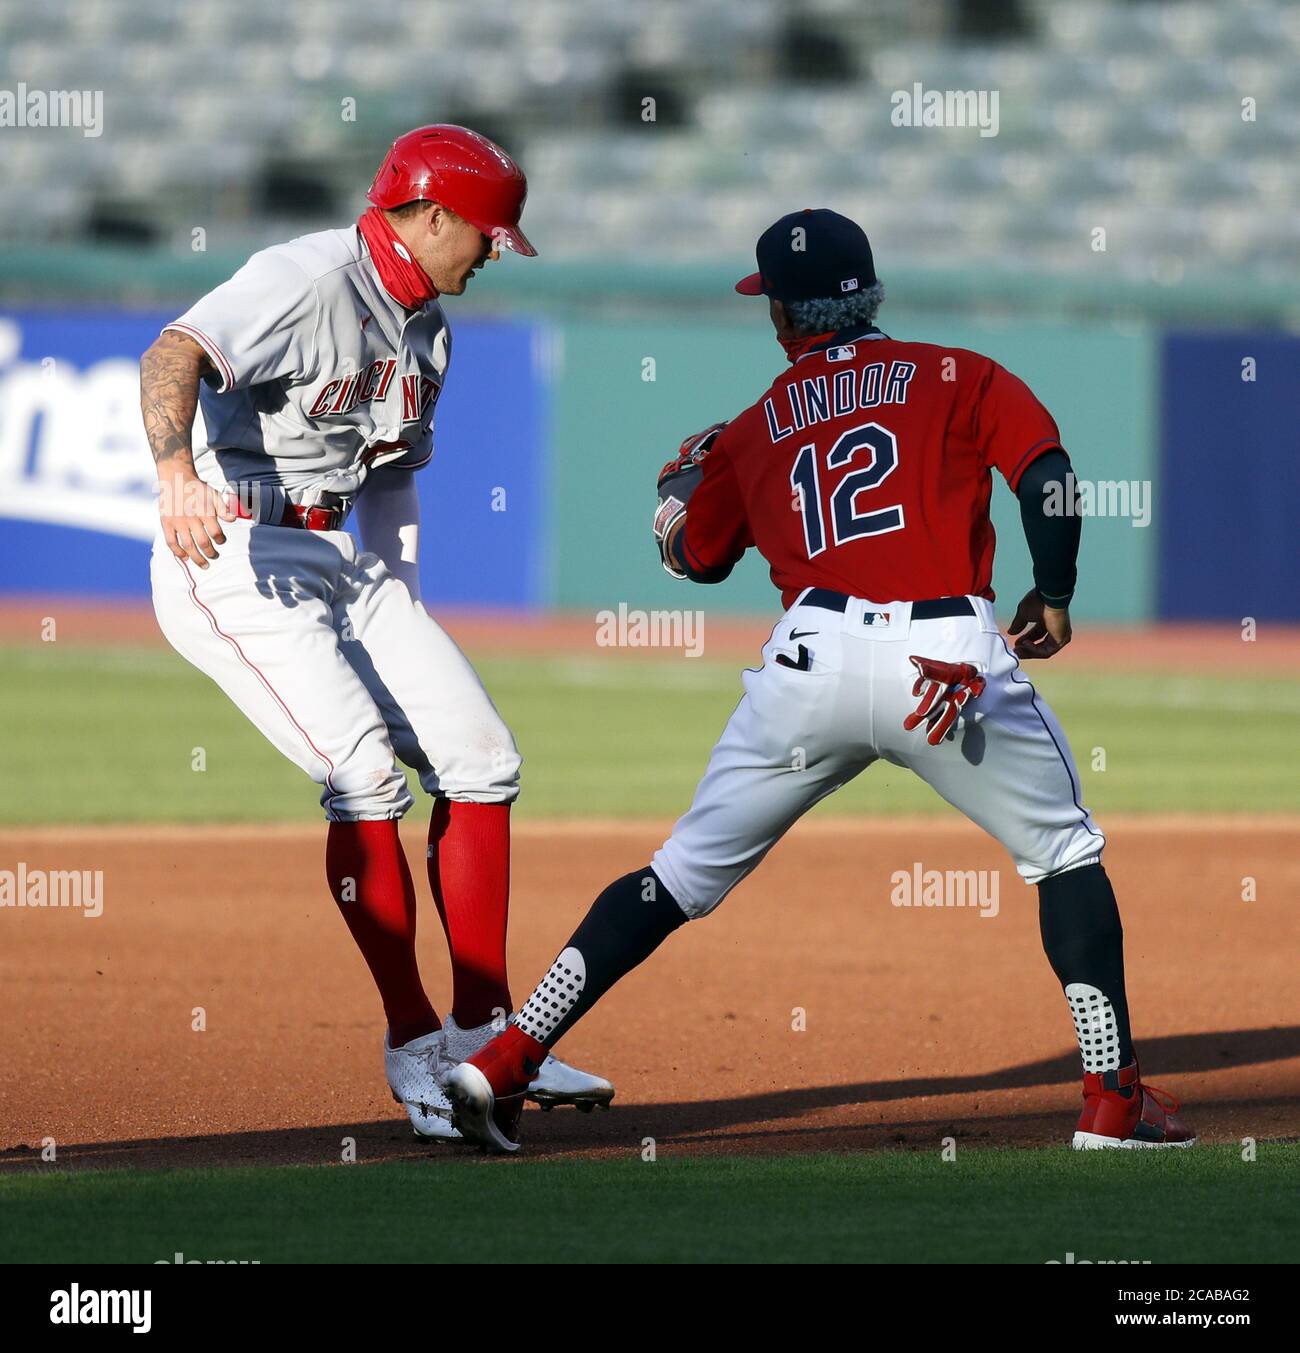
left=139, top=125, right=611, bottom=1141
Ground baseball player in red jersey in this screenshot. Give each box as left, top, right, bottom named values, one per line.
left=139, top=126, right=611, bottom=1142
left=444, top=208, right=1195, bottom=1154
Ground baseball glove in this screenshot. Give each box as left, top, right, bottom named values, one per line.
left=653, top=422, right=727, bottom=578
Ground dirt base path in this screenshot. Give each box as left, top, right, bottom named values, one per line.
left=1, top=820, right=1296, bottom=1171
left=5, top=598, right=1299, bottom=672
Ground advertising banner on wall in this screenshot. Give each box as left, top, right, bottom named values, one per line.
left=1158, top=332, right=1300, bottom=622
left=0, top=311, right=547, bottom=607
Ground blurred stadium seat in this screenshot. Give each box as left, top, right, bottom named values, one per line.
left=0, top=0, right=1296, bottom=293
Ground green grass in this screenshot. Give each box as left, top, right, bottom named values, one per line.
left=2, top=1147, right=1295, bottom=1263
left=1, top=644, right=1296, bottom=824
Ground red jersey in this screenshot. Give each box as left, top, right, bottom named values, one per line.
left=679, top=328, right=1063, bottom=608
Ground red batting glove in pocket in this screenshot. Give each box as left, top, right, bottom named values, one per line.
left=903, top=656, right=987, bottom=746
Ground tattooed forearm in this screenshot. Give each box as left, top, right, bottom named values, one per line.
left=140, top=330, right=213, bottom=473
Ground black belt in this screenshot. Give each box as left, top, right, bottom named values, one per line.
left=801, top=588, right=975, bottom=620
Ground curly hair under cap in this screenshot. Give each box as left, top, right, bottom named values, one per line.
left=783, top=281, right=886, bottom=337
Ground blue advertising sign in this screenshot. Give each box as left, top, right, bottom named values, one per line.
left=0, top=311, right=547, bottom=607
left=1158, top=332, right=1300, bottom=621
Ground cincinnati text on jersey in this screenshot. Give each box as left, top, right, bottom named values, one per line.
left=306, top=359, right=440, bottom=423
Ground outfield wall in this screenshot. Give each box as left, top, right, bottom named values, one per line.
left=551, top=311, right=1158, bottom=623
left=0, top=307, right=1293, bottom=622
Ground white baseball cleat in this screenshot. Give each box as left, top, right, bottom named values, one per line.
left=384, top=1030, right=461, bottom=1142
left=527, top=1054, right=615, bottom=1111
left=442, top=1061, right=521, bottom=1155
left=442, top=1015, right=614, bottom=1112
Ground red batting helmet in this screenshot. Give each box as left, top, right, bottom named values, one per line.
left=367, top=124, right=536, bottom=257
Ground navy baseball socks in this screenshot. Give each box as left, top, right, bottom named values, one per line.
left=463, top=867, right=689, bottom=1098
left=1038, top=861, right=1135, bottom=1075
left=1040, top=861, right=1195, bottom=1146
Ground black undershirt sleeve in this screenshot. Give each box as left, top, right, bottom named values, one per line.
left=1015, top=448, right=1080, bottom=608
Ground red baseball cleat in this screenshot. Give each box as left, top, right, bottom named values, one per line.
left=1073, top=1059, right=1196, bottom=1149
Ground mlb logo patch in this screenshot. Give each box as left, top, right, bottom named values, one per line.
left=841, top=277, right=859, bottom=292
left=862, top=610, right=892, bottom=626
left=827, top=345, right=857, bottom=362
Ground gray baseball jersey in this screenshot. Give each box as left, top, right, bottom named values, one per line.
left=164, top=226, right=449, bottom=502
left=150, top=224, right=519, bottom=828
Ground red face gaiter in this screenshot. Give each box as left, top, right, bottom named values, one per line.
left=357, top=206, right=439, bottom=310
left=779, top=329, right=836, bottom=364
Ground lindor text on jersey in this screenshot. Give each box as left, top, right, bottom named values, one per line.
left=765, top=359, right=918, bottom=442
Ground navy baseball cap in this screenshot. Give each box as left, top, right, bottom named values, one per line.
left=735, top=208, right=877, bottom=302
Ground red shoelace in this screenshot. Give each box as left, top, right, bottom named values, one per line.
left=1139, top=1082, right=1181, bottom=1113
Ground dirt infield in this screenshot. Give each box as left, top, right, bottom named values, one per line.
left=4, top=598, right=1299, bottom=672
left=1, top=819, right=1296, bottom=1171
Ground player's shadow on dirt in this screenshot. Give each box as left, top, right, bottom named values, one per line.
left=514, top=1024, right=1300, bottom=1156
left=780, top=1023, right=1300, bottom=1107
left=4, top=1026, right=1296, bottom=1171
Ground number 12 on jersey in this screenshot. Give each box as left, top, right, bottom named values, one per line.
left=790, top=421, right=905, bottom=558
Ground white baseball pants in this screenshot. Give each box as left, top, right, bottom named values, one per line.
left=150, top=519, right=520, bottom=820
left=652, top=590, right=1104, bottom=917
